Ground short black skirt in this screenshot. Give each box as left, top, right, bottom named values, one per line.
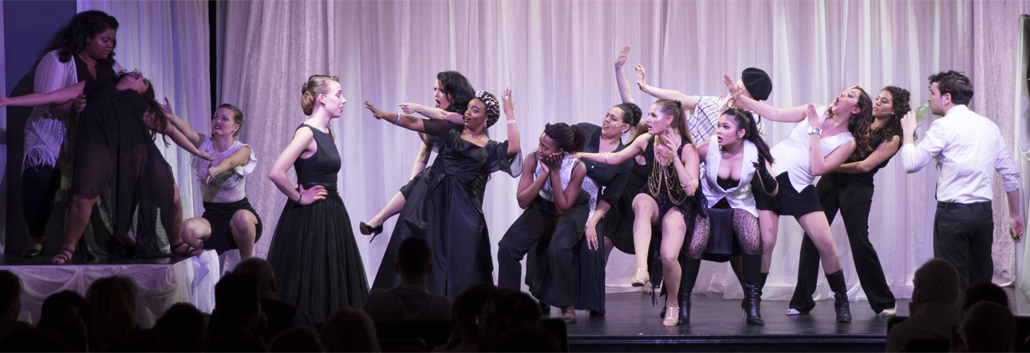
left=201, top=197, right=263, bottom=254
left=754, top=172, right=822, bottom=216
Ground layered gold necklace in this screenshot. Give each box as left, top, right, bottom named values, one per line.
left=647, top=137, right=688, bottom=205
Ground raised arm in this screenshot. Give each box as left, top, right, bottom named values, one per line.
left=0, top=81, right=85, bottom=109
left=161, top=98, right=204, bottom=148
left=399, top=103, right=465, bottom=124
left=834, top=135, right=900, bottom=174
left=143, top=112, right=214, bottom=161
left=364, top=100, right=426, bottom=132
left=516, top=152, right=549, bottom=208
left=614, top=45, right=636, bottom=104
left=635, top=64, right=699, bottom=110
left=579, top=133, right=650, bottom=165
left=899, top=110, right=938, bottom=173
left=501, top=88, right=521, bottom=158
left=550, top=159, right=587, bottom=215
left=724, top=73, right=810, bottom=123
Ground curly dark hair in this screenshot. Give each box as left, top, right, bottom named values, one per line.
left=614, top=102, right=642, bottom=126
left=42, top=10, right=119, bottom=66
left=929, top=70, right=973, bottom=105
left=872, top=86, right=911, bottom=143
left=828, top=87, right=874, bottom=161
left=543, top=122, right=587, bottom=153
left=474, top=91, right=501, bottom=128
left=438, top=71, right=475, bottom=115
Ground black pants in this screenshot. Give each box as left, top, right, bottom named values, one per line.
left=790, top=176, right=896, bottom=313
left=934, top=201, right=993, bottom=293
left=22, top=164, right=62, bottom=239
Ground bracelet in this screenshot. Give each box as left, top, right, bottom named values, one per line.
left=605, top=152, right=609, bottom=165
left=394, top=113, right=402, bottom=125
left=297, top=194, right=303, bottom=204
left=506, top=120, right=517, bottom=125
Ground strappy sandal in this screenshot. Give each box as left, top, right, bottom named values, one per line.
left=631, top=268, right=649, bottom=288
left=171, top=242, right=203, bottom=257
left=561, top=306, right=577, bottom=324
left=663, top=305, right=680, bottom=326
left=51, top=247, right=74, bottom=265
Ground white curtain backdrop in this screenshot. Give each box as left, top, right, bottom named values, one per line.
left=77, top=0, right=211, bottom=228
left=1016, top=15, right=1030, bottom=315
left=213, top=0, right=1029, bottom=304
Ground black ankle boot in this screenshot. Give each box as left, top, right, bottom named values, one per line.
left=679, top=257, right=701, bottom=324
left=826, top=270, right=852, bottom=323
left=741, top=254, right=764, bottom=326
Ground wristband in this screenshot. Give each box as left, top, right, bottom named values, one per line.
left=394, top=113, right=402, bottom=125
left=507, top=120, right=517, bottom=125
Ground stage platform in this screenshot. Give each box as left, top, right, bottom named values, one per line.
left=1, top=251, right=221, bottom=328
left=553, top=291, right=906, bottom=352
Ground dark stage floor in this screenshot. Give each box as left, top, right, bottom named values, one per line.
left=549, top=291, right=907, bottom=352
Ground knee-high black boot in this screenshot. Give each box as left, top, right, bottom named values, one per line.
left=678, top=257, right=701, bottom=324
left=741, top=254, right=764, bottom=325
left=826, top=270, right=852, bottom=323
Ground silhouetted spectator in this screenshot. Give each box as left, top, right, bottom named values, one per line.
left=445, top=283, right=496, bottom=352
left=0, top=271, right=29, bottom=341
left=208, top=273, right=267, bottom=352
left=886, top=259, right=960, bottom=352
left=959, top=281, right=1008, bottom=321
left=320, top=308, right=380, bottom=352
left=86, top=276, right=139, bottom=349
left=365, top=237, right=452, bottom=323
left=493, top=326, right=560, bottom=352
left=0, top=327, right=68, bottom=352
left=954, top=301, right=1015, bottom=352
left=267, top=327, right=325, bottom=352
left=41, top=290, right=90, bottom=334
left=155, top=303, right=207, bottom=352
left=233, top=257, right=314, bottom=341
left=478, top=289, right=542, bottom=351
left=36, top=305, right=89, bottom=351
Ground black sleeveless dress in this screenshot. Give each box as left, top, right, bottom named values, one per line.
left=267, top=124, right=369, bottom=323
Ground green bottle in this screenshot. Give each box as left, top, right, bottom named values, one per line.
left=914, top=103, right=930, bottom=122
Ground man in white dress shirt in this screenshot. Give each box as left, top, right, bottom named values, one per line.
left=900, top=70, right=1024, bottom=292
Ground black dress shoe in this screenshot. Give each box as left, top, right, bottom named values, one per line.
left=20, top=242, right=45, bottom=258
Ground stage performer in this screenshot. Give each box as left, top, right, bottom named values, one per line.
left=635, top=64, right=776, bottom=321
left=366, top=89, right=522, bottom=299
left=789, top=86, right=909, bottom=316
left=359, top=71, right=475, bottom=237
left=498, top=123, right=595, bottom=324
left=578, top=99, right=700, bottom=327
left=727, top=76, right=869, bottom=323
left=165, top=102, right=261, bottom=259
left=0, top=71, right=214, bottom=264
left=18, top=10, right=122, bottom=258
left=266, top=75, right=369, bottom=322
left=900, top=70, right=1024, bottom=293
left=687, top=108, right=777, bottom=326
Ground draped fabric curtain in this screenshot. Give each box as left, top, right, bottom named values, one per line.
left=1016, top=15, right=1030, bottom=315
left=219, top=0, right=1028, bottom=301
left=77, top=0, right=211, bottom=229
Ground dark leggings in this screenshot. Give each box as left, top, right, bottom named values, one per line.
left=790, top=175, right=896, bottom=313
left=22, top=164, right=61, bottom=239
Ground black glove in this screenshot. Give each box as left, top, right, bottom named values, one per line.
left=753, top=158, right=778, bottom=195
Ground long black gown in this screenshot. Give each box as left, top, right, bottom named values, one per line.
left=71, top=80, right=179, bottom=259
left=372, top=119, right=522, bottom=299
left=267, top=124, right=369, bottom=323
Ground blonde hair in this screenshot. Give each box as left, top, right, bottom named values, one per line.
left=300, top=75, right=340, bottom=116
left=215, top=103, right=244, bottom=137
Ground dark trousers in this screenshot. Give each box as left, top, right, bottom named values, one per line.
left=498, top=197, right=559, bottom=290
left=790, top=176, right=896, bottom=313
left=22, top=164, right=61, bottom=239
left=934, top=201, right=994, bottom=293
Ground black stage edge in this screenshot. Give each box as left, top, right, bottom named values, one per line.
left=552, top=292, right=907, bottom=352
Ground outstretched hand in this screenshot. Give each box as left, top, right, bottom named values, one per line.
left=363, top=100, right=390, bottom=120
left=615, top=45, right=630, bottom=69
left=806, top=104, right=820, bottom=128
left=502, top=88, right=514, bottom=116
left=195, top=148, right=215, bottom=162
left=161, top=97, right=176, bottom=116
left=634, top=64, right=648, bottom=91
left=398, top=103, right=423, bottom=115
left=723, top=73, right=743, bottom=101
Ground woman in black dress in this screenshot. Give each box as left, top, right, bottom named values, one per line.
left=789, top=86, right=908, bottom=316
left=365, top=88, right=522, bottom=299
left=579, top=99, right=700, bottom=326
left=266, top=75, right=369, bottom=322
left=1, top=71, right=213, bottom=263
left=359, top=71, right=475, bottom=237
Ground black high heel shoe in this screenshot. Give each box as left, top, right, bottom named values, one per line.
left=21, top=241, right=46, bottom=258
left=360, top=222, right=384, bottom=242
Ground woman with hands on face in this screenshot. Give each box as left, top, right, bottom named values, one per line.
left=497, top=122, right=595, bottom=324
left=725, top=75, right=874, bottom=323
left=366, top=88, right=522, bottom=300
left=266, top=75, right=369, bottom=322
